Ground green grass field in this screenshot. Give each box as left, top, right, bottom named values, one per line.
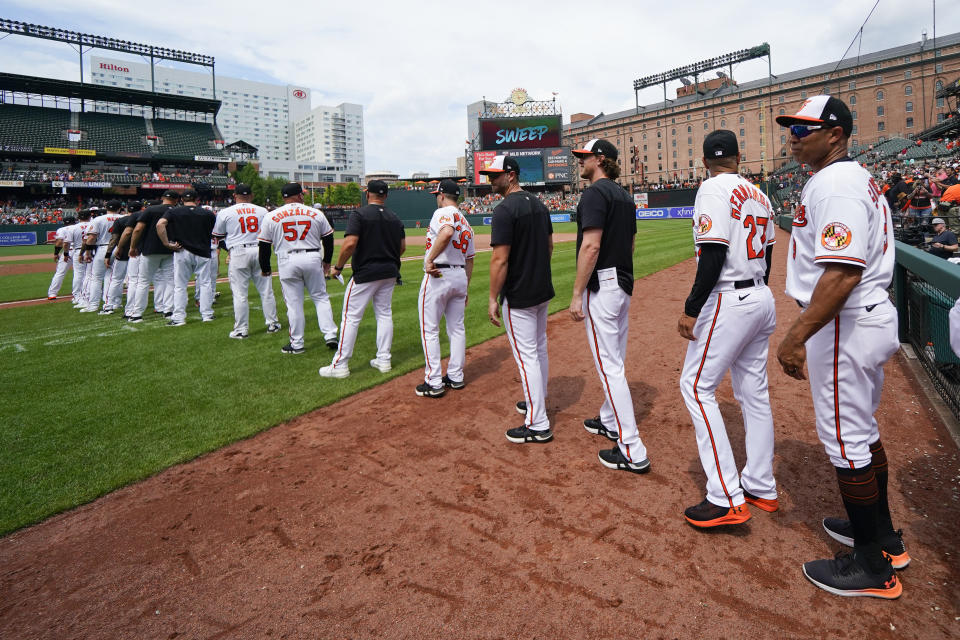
left=0, top=220, right=693, bottom=534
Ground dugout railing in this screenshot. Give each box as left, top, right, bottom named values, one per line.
left=776, top=212, right=960, bottom=421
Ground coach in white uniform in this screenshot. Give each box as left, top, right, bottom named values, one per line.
left=46, top=215, right=76, bottom=300
left=413, top=179, right=475, bottom=396
left=212, top=184, right=281, bottom=338
left=321, top=180, right=406, bottom=378
left=777, top=96, right=905, bottom=599
left=484, top=155, right=555, bottom=443
left=570, top=138, right=650, bottom=474
left=258, top=182, right=338, bottom=354
left=65, top=209, right=93, bottom=308
left=678, top=130, right=778, bottom=528
left=81, top=200, right=122, bottom=313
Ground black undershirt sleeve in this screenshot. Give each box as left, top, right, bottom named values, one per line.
left=764, top=245, right=774, bottom=284
left=322, top=233, right=334, bottom=264
left=684, top=243, right=727, bottom=318
left=258, top=241, right=272, bottom=274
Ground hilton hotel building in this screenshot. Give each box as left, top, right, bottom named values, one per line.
left=565, top=32, right=960, bottom=189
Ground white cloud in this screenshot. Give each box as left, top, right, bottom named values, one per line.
left=2, top=0, right=957, bottom=176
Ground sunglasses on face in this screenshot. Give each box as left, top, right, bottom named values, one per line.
left=789, top=124, right=826, bottom=138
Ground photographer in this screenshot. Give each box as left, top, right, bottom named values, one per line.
left=907, top=175, right=934, bottom=221
left=928, top=217, right=958, bottom=260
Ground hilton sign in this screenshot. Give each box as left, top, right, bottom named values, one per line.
left=292, top=89, right=307, bottom=99
left=99, top=62, right=130, bottom=73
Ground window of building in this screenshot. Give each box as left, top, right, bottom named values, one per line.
left=720, top=119, right=726, bottom=127
left=906, top=117, right=914, bottom=128
left=739, top=115, right=745, bottom=124
left=687, top=125, right=692, bottom=133
left=703, top=111, right=708, bottom=118
left=801, top=90, right=807, bottom=99
left=703, top=122, right=709, bottom=130
left=779, top=108, right=785, bottom=115
left=673, top=150, right=677, bottom=158
left=739, top=104, right=744, bottom=111
left=741, top=154, right=746, bottom=162
left=779, top=95, right=784, bottom=103
left=780, top=135, right=786, bottom=144
left=720, top=107, right=725, bottom=114
left=876, top=90, right=884, bottom=100
left=852, top=110, right=857, bottom=120
left=850, top=95, right=857, bottom=105
left=671, top=128, right=676, bottom=135
left=939, top=113, right=947, bottom=123
left=876, top=75, right=882, bottom=85
left=823, top=87, right=830, bottom=95
left=657, top=142, right=662, bottom=149
left=904, top=70, right=911, bottom=79
left=876, top=105, right=885, bottom=117
left=758, top=112, right=763, bottom=120
left=904, top=84, right=912, bottom=95
left=848, top=81, right=856, bottom=90
left=740, top=128, right=745, bottom=137
left=936, top=63, right=943, bottom=73
left=877, top=121, right=885, bottom=131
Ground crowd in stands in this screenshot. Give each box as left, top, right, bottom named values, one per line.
left=0, top=162, right=233, bottom=186
left=458, top=192, right=581, bottom=215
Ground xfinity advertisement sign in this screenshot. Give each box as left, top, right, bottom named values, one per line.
left=636, top=206, right=695, bottom=220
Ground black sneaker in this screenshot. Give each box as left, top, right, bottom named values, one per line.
left=267, top=323, right=281, bottom=333
left=583, top=416, right=618, bottom=441
left=166, top=319, right=186, bottom=327
left=802, top=551, right=902, bottom=599
left=505, top=425, right=553, bottom=443
left=442, top=375, right=465, bottom=390
left=127, top=316, right=143, bottom=323
left=326, top=338, right=339, bottom=350
left=280, top=343, right=305, bottom=354
left=598, top=447, right=650, bottom=474
left=684, top=499, right=750, bottom=527
left=415, top=383, right=445, bottom=398
left=163, top=311, right=173, bottom=318
left=515, top=400, right=527, bottom=414
left=823, top=518, right=910, bottom=569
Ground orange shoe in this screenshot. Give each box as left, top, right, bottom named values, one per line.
left=744, top=490, right=779, bottom=512
left=684, top=499, right=751, bottom=528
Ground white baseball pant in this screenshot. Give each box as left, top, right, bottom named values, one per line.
left=680, top=285, right=777, bottom=508
left=172, top=250, right=213, bottom=322
left=502, top=299, right=550, bottom=431
left=107, top=259, right=129, bottom=311
left=71, top=248, right=88, bottom=305
left=806, top=299, right=899, bottom=469
left=583, top=284, right=648, bottom=463
left=228, top=246, right=278, bottom=333
left=278, top=251, right=338, bottom=350
left=418, top=269, right=467, bottom=386
left=47, top=255, right=72, bottom=298
left=129, top=254, right=173, bottom=317
left=330, top=276, right=396, bottom=371
left=83, top=246, right=112, bottom=311
left=123, top=255, right=141, bottom=317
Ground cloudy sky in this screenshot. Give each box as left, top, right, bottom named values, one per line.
left=2, top=0, right=957, bottom=176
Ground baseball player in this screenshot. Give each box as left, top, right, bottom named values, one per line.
left=258, top=182, right=338, bottom=354
left=776, top=96, right=905, bottom=599
left=569, top=139, right=650, bottom=474
left=113, top=201, right=144, bottom=319
left=46, top=214, right=76, bottom=300
left=103, top=202, right=138, bottom=315
left=127, top=191, right=179, bottom=322
left=483, top=155, right=555, bottom=442
left=412, top=179, right=475, bottom=396
left=212, top=184, right=281, bottom=338
left=64, top=209, right=93, bottom=308
left=80, top=200, right=123, bottom=313
left=321, top=180, right=405, bottom=377
left=156, top=189, right=217, bottom=326
left=677, top=130, right=778, bottom=527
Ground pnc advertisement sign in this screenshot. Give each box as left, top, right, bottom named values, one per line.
left=479, top=116, right=562, bottom=151
left=543, top=147, right=571, bottom=183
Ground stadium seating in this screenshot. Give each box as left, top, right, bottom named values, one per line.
left=76, top=112, right=150, bottom=154
left=0, top=104, right=71, bottom=150
left=151, top=119, right=227, bottom=160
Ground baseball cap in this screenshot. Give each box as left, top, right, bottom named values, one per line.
left=63, top=215, right=77, bottom=224
left=181, top=188, right=198, bottom=200
left=162, top=190, right=180, bottom=199
left=127, top=200, right=143, bottom=213
left=703, top=130, right=739, bottom=159
left=365, top=179, right=389, bottom=195
left=105, top=199, right=122, bottom=211
left=775, top=95, right=853, bottom=136
left=235, top=183, right=253, bottom=195
left=281, top=182, right=303, bottom=197
left=932, top=217, right=946, bottom=225
left=572, top=138, right=618, bottom=160
left=478, top=155, right=520, bottom=175
left=430, top=178, right=460, bottom=197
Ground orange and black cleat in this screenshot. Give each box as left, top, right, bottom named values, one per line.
left=744, top=489, right=779, bottom=513
left=684, top=499, right=751, bottom=528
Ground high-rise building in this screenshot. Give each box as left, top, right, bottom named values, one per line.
left=292, top=103, right=365, bottom=177
left=88, top=55, right=312, bottom=162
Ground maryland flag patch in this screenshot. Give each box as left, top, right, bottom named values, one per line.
left=820, top=222, right=853, bottom=251
left=696, top=214, right=712, bottom=235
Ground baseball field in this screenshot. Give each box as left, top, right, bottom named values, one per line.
left=1, top=222, right=959, bottom=638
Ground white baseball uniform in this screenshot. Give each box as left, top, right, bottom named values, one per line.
left=786, top=160, right=898, bottom=469
left=65, top=220, right=92, bottom=306
left=47, top=225, right=73, bottom=299
left=680, top=174, right=778, bottom=509
left=418, top=206, right=475, bottom=387
left=213, top=202, right=279, bottom=334
left=258, top=203, right=337, bottom=349
left=82, top=212, right=121, bottom=312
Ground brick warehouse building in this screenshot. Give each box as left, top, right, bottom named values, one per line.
left=564, top=32, right=960, bottom=190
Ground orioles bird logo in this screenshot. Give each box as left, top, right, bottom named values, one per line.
left=821, top=222, right=853, bottom=251
left=792, top=204, right=808, bottom=227
left=696, top=214, right=712, bottom=235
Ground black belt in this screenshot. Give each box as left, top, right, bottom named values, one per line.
left=289, top=248, right=320, bottom=253
left=233, top=242, right=257, bottom=250
left=734, top=278, right=762, bottom=289
left=434, top=264, right=463, bottom=269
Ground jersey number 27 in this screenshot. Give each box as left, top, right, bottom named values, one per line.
left=743, top=215, right=768, bottom=259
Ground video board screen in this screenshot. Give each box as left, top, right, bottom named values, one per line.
left=479, top=116, right=562, bottom=151
left=543, top=147, right=572, bottom=183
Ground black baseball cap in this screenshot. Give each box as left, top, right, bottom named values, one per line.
left=365, top=180, right=389, bottom=195
left=478, top=155, right=520, bottom=175
left=127, top=200, right=143, bottom=213
left=162, top=190, right=180, bottom=199
left=431, top=179, right=460, bottom=197
left=572, top=138, right=618, bottom=160
left=235, top=183, right=253, bottom=195
left=181, top=188, right=198, bottom=200
left=703, top=130, right=739, bottom=159
left=105, top=199, right=122, bottom=211
left=63, top=215, right=77, bottom=224
left=775, top=95, right=853, bottom=136
left=281, top=182, right=303, bottom=197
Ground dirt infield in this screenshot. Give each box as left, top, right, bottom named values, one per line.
left=1, top=229, right=958, bottom=639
